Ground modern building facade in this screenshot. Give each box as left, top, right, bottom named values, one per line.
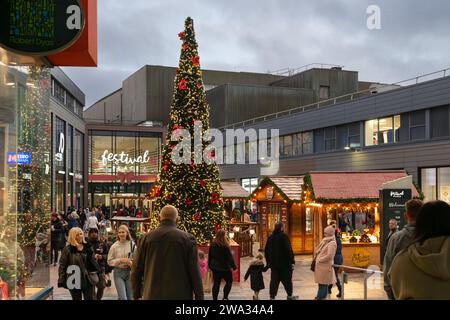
left=50, top=68, right=87, bottom=213
left=86, top=123, right=163, bottom=209
left=218, top=72, right=450, bottom=204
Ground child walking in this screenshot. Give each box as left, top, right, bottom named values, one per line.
left=244, top=253, right=267, bottom=300
left=198, top=250, right=210, bottom=293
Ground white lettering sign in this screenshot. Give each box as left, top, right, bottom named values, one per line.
left=66, top=5, right=82, bottom=30
left=101, top=150, right=150, bottom=166
left=55, top=132, right=65, bottom=162
left=390, top=191, right=404, bottom=198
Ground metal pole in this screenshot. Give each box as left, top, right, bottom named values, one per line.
left=363, top=272, right=368, bottom=300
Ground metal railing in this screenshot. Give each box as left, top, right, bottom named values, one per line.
left=219, top=67, right=450, bottom=130
left=333, top=264, right=383, bottom=300
left=28, top=286, right=54, bottom=300
left=267, top=63, right=344, bottom=76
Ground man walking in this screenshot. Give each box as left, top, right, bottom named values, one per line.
left=265, top=222, right=297, bottom=300
left=383, top=199, right=423, bottom=300
left=131, top=205, right=204, bottom=300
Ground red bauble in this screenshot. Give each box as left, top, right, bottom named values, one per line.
left=178, top=79, right=187, bottom=90
left=183, top=43, right=189, bottom=50
left=191, top=56, right=200, bottom=66
left=194, top=212, right=201, bottom=221
left=178, top=32, right=185, bottom=40
left=197, top=82, right=203, bottom=89
left=185, top=198, right=193, bottom=207
left=211, top=192, right=219, bottom=204
left=163, top=160, right=169, bottom=171
left=199, top=180, right=206, bottom=188
left=215, top=224, right=221, bottom=233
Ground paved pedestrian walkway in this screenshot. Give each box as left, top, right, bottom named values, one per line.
left=51, top=244, right=387, bottom=300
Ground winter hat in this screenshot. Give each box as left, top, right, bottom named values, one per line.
left=324, top=225, right=335, bottom=237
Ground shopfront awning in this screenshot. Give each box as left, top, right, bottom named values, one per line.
left=220, top=181, right=250, bottom=199
left=306, top=170, right=420, bottom=202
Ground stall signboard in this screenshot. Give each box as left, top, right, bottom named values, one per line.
left=379, top=188, right=412, bottom=263
left=0, top=0, right=85, bottom=56
left=7, top=152, right=31, bottom=165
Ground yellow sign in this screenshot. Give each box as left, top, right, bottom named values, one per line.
left=352, top=248, right=371, bottom=268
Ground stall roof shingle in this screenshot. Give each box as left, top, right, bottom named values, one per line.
left=309, top=171, right=419, bottom=200
left=262, top=176, right=304, bottom=201
left=220, top=181, right=250, bottom=199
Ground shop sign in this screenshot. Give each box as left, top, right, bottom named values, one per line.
left=0, top=0, right=85, bottom=56
left=55, top=132, right=65, bottom=162
left=379, top=188, right=412, bottom=263
left=7, top=152, right=31, bottom=165
left=101, top=150, right=150, bottom=166
left=352, top=248, right=371, bottom=268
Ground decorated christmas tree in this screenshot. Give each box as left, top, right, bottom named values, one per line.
left=151, top=17, right=225, bottom=244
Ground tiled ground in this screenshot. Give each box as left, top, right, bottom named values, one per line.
left=51, top=244, right=387, bottom=300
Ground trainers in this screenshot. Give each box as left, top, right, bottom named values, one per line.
left=336, top=293, right=342, bottom=298
left=287, top=295, right=298, bottom=300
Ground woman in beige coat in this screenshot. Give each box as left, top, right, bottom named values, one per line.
left=313, top=225, right=337, bottom=299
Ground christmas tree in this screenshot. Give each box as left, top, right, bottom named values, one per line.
left=152, top=17, right=225, bottom=244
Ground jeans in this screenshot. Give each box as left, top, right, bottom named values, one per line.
left=50, top=243, right=60, bottom=265
left=212, top=270, right=233, bottom=300
left=269, top=268, right=293, bottom=299
left=113, top=268, right=132, bottom=300
left=316, top=284, right=329, bottom=300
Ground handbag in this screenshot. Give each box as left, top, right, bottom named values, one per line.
left=310, top=258, right=316, bottom=272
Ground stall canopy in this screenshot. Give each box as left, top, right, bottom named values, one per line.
left=251, top=176, right=304, bottom=202
left=306, top=170, right=420, bottom=203
left=220, top=181, right=250, bottom=199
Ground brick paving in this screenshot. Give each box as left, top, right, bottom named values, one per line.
left=51, top=243, right=387, bottom=300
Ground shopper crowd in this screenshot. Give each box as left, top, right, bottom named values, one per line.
left=54, top=199, right=450, bottom=300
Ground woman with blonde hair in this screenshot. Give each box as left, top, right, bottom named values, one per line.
left=107, top=224, right=136, bottom=300
left=208, top=229, right=237, bottom=300
left=57, top=227, right=101, bottom=300
left=313, top=225, right=337, bottom=300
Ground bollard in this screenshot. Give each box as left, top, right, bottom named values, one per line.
left=341, top=272, right=348, bottom=300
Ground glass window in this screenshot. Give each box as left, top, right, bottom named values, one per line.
left=74, top=130, right=83, bottom=174
left=421, top=168, right=437, bottom=201
left=325, top=127, right=336, bottom=151
left=314, top=129, right=325, bottom=153
left=293, top=133, right=302, bottom=156
left=67, top=125, right=73, bottom=171
left=305, top=207, right=312, bottom=234
left=348, top=122, right=361, bottom=148
left=282, top=135, right=293, bottom=157
left=378, top=116, right=394, bottom=144
left=438, top=167, right=450, bottom=204
left=431, top=106, right=449, bottom=138
left=365, top=119, right=378, bottom=146
left=302, top=131, right=313, bottom=154
left=66, top=94, right=75, bottom=112
left=409, top=110, right=426, bottom=140
left=52, top=80, right=65, bottom=105
left=336, top=125, right=348, bottom=149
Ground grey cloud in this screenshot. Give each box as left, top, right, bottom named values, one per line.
left=63, top=0, right=450, bottom=107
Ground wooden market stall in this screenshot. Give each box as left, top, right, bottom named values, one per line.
left=304, top=170, right=420, bottom=269
left=250, top=176, right=314, bottom=254
left=220, top=180, right=250, bottom=220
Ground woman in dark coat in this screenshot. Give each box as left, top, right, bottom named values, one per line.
left=58, top=227, right=101, bottom=300
left=244, top=253, right=267, bottom=300
left=208, top=229, right=237, bottom=300
left=51, top=213, right=65, bottom=266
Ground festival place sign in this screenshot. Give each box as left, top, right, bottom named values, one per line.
left=0, top=0, right=85, bottom=56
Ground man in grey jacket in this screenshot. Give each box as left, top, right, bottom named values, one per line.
left=131, top=205, right=204, bottom=300
left=383, top=199, right=423, bottom=300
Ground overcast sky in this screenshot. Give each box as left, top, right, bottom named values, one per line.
left=62, top=0, right=450, bottom=107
